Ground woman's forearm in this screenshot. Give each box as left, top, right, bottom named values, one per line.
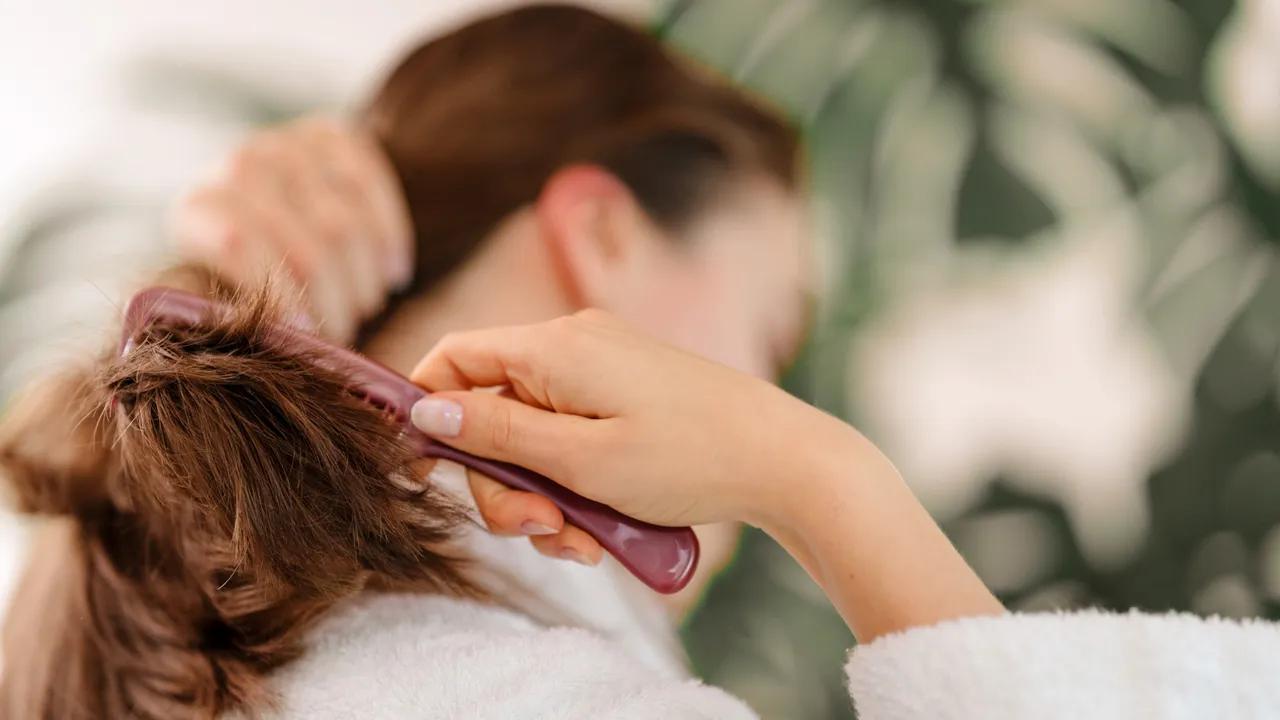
left=746, top=400, right=1004, bottom=642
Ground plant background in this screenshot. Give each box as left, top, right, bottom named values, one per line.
left=2, top=2, right=1278, bottom=718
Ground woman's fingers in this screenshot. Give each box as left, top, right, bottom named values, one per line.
left=411, top=318, right=613, bottom=416
left=471, top=472, right=604, bottom=566
left=170, top=187, right=269, bottom=287
left=244, top=129, right=384, bottom=328
left=411, top=390, right=595, bottom=483
left=312, top=119, right=415, bottom=288
left=410, top=462, right=598, bottom=569
left=406, top=311, right=793, bottom=530
left=284, top=121, right=389, bottom=317
left=411, top=325, right=541, bottom=392
left=232, top=170, right=358, bottom=342
left=171, top=115, right=413, bottom=343
left=410, top=311, right=639, bottom=402
left=467, top=471, right=563, bottom=536
left=175, top=134, right=356, bottom=340
left=170, top=186, right=309, bottom=312
left=530, top=523, right=604, bottom=566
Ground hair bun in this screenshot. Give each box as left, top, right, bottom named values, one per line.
left=0, top=366, right=115, bottom=517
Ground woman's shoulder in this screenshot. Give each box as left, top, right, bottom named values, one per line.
left=247, top=592, right=755, bottom=720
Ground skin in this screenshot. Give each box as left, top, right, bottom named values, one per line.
left=171, top=117, right=414, bottom=343
left=408, top=312, right=1006, bottom=642
left=172, top=118, right=810, bottom=607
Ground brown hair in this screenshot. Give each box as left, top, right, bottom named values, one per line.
left=0, top=5, right=799, bottom=719
left=366, top=3, right=799, bottom=289
left=1, top=268, right=476, bottom=719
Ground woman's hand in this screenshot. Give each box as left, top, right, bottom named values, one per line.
left=405, top=309, right=856, bottom=569
left=407, top=310, right=816, bottom=530
left=170, top=117, right=413, bottom=343
left=409, top=311, right=1004, bottom=640
left=409, top=309, right=798, bottom=569
left=167, top=117, right=593, bottom=563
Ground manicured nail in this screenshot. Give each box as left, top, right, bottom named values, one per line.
left=521, top=521, right=558, bottom=536
left=411, top=397, right=463, bottom=437
left=559, top=548, right=597, bottom=567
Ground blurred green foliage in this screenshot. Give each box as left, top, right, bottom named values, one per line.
left=662, top=1, right=1280, bottom=718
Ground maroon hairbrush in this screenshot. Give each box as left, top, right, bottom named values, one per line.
left=119, top=287, right=699, bottom=594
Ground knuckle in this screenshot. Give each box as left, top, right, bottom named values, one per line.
left=549, top=435, right=595, bottom=485
left=572, top=307, right=610, bottom=325
left=545, top=316, right=588, bottom=354
left=504, top=348, right=535, bottom=385
left=282, top=246, right=319, bottom=277
left=487, top=406, right=518, bottom=453
left=552, top=458, right=583, bottom=493
left=472, top=479, right=502, bottom=511
left=475, top=499, right=506, bottom=530
left=474, top=499, right=497, bottom=525
left=536, top=320, right=575, bottom=355
left=435, top=331, right=460, bottom=353
left=549, top=314, right=580, bottom=335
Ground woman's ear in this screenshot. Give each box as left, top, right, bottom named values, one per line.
left=534, top=165, right=650, bottom=310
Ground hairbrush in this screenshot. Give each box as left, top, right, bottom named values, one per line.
left=119, top=287, right=698, bottom=594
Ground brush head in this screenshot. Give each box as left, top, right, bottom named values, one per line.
left=119, top=287, right=699, bottom=593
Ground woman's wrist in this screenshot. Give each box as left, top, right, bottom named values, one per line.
left=750, top=418, right=895, bottom=578
left=734, top=390, right=1004, bottom=641
left=736, top=387, right=878, bottom=535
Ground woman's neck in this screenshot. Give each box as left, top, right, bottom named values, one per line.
left=360, top=209, right=575, bottom=376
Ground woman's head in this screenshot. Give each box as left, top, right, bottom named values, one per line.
left=366, top=4, right=808, bottom=378
left=0, top=5, right=805, bottom=718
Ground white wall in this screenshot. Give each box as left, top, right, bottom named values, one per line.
left=0, top=0, right=654, bottom=647
left=0, top=0, right=654, bottom=249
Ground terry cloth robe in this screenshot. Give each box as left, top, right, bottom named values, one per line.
left=235, top=462, right=1280, bottom=719
left=242, top=594, right=1280, bottom=719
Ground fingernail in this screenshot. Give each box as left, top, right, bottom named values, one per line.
left=411, top=397, right=463, bottom=437
left=521, top=521, right=558, bottom=536
left=559, top=548, right=597, bottom=567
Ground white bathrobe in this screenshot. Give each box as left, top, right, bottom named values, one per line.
left=244, top=463, right=1280, bottom=719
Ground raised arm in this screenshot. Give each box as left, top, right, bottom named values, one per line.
left=406, top=309, right=1003, bottom=641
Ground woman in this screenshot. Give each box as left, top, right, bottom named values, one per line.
left=165, top=5, right=1280, bottom=715
left=2, top=5, right=807, bottom=717
left=171, top=2, right=806, bottom=589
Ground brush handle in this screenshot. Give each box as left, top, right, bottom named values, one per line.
left=420, top=440, right=699, bottom=594
left=122, top=287, right=700, bottom=594
left=340, top=352, right=700, bottom=595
